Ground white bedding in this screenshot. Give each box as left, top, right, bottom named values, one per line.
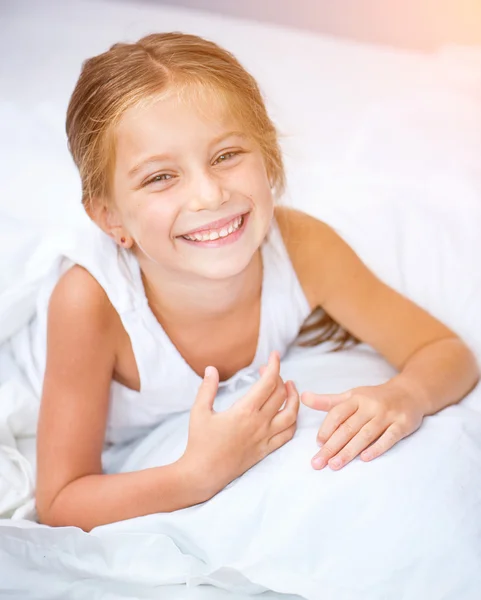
left=1, top=343, right=481, bottom=600
left=1, top=0, right=481, bottom=598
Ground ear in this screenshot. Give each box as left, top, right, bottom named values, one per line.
left=85, top=201, right=134, bottom=249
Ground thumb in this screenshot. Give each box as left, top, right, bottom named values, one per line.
left=194, top=366, right=220, bottom=412
left=301, top=390, right=351, bottom=411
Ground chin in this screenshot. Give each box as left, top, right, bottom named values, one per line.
left=190, top=250, right=256, bottom=281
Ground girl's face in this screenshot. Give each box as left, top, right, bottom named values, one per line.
left=107, top=88, right=274, bottom=281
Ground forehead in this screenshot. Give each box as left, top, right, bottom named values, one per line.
left=114, top=85, right=242, bottom=158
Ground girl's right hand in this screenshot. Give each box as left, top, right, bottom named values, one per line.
left=181, top=351, right=299, bottom=500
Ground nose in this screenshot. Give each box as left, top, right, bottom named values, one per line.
left=187, top=169, right=228, bottom=212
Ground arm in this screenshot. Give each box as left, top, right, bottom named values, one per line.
left=277, top=208, right=479, bottom=466
left=36, top=266, right=207, bottom=532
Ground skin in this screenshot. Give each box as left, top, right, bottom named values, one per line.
left=276, top=208, right=479, bottom=470
left=36, top=86, right=479, bottom=531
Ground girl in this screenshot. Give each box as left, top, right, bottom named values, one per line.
left=34, top=32, right=478, bottom=532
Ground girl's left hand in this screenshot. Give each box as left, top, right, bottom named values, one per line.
left=301, top=381, right=426, bottom=470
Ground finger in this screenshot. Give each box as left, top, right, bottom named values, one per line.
left=241, top=351, right=280, bottom=410
left=326, top=418, right=387, bottom=470
left=259, top=364, right=282, bottom=394
left=268, top=422, right=297, bottom=453
left=193, top=366, right=219, bottom=414
left=259, top=374, right=288, bottom=417
left=311, top=410, right=368, bottom=470
left=283, top=381, right=300, bottom=416
left=270, top=380, right=300, bottom=432
left=259, top=365, right=285, bottom=410
left=259, top=362, right=281, bottom=382
left=316, top=399, right=358, bottom=446
left=360, top=424, right=404, bottom=462
left=301, top=390, right=352, bottom=412
left=285, top=380, right=299, bottom=407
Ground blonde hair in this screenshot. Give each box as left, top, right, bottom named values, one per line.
left=66, top=32, right=285, bottom=209
left=66, top=31, right=357, bottom=350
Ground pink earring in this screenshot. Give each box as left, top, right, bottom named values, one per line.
left=120, top=237, right=126, bottom=244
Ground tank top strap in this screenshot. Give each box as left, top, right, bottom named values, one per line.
left=43, top=219, right=163, bottom=392
left=254, top=218, right=312, bottom=366
left=53, top=218, right=140, bottom=316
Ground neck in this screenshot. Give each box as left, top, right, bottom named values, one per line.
left=139, top=250, right=263, bottom=325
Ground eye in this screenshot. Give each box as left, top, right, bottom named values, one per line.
left=213, top=151, right=240, bottom=165
left=144, top=173, right=174, bottom=187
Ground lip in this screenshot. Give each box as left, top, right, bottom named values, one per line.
left=178, top=212, right=247, bottom=238
left=179, top=212, right=249, bottom=248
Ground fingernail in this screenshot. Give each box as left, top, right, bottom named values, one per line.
left=329, top=458, right=341, bottom=469
left=316, top=439, right=323, bottom=447
left=312, top=457, right=325, bottom=469
left=205, top=366, right=214, bottom=378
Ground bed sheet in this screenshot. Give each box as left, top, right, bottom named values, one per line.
left=1, top=344, right=481, bottom=599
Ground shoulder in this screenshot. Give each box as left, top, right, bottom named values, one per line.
left=275, top=205, right=343, bottom=258
left=47, top=264, right=120, bottom=346
left=274, top=206, right=355, bottom=307
left=49, top=264, right=114, bottom=319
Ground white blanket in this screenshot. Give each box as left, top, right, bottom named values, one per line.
left=1, top=325, right=481, bottom=599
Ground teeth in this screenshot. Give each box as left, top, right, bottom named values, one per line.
left=182, top=215, right=244, bottom=242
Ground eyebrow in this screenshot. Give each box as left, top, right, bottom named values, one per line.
left=127, top=130, right=248, bottom=178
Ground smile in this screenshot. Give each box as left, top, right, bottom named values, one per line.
left=181, top=215, right=245, bottom=242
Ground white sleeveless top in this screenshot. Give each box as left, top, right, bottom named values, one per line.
left=10, top=217, right=312, bottom=445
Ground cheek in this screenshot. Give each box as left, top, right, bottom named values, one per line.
left=130, top=198, right=178, bottom=243
left=243, top=161, right=274, bottom=207
left=251, top=181, right=275, bottom=217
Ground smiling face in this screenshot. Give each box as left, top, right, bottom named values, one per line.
left=102, top=86, right=275, bottom=281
